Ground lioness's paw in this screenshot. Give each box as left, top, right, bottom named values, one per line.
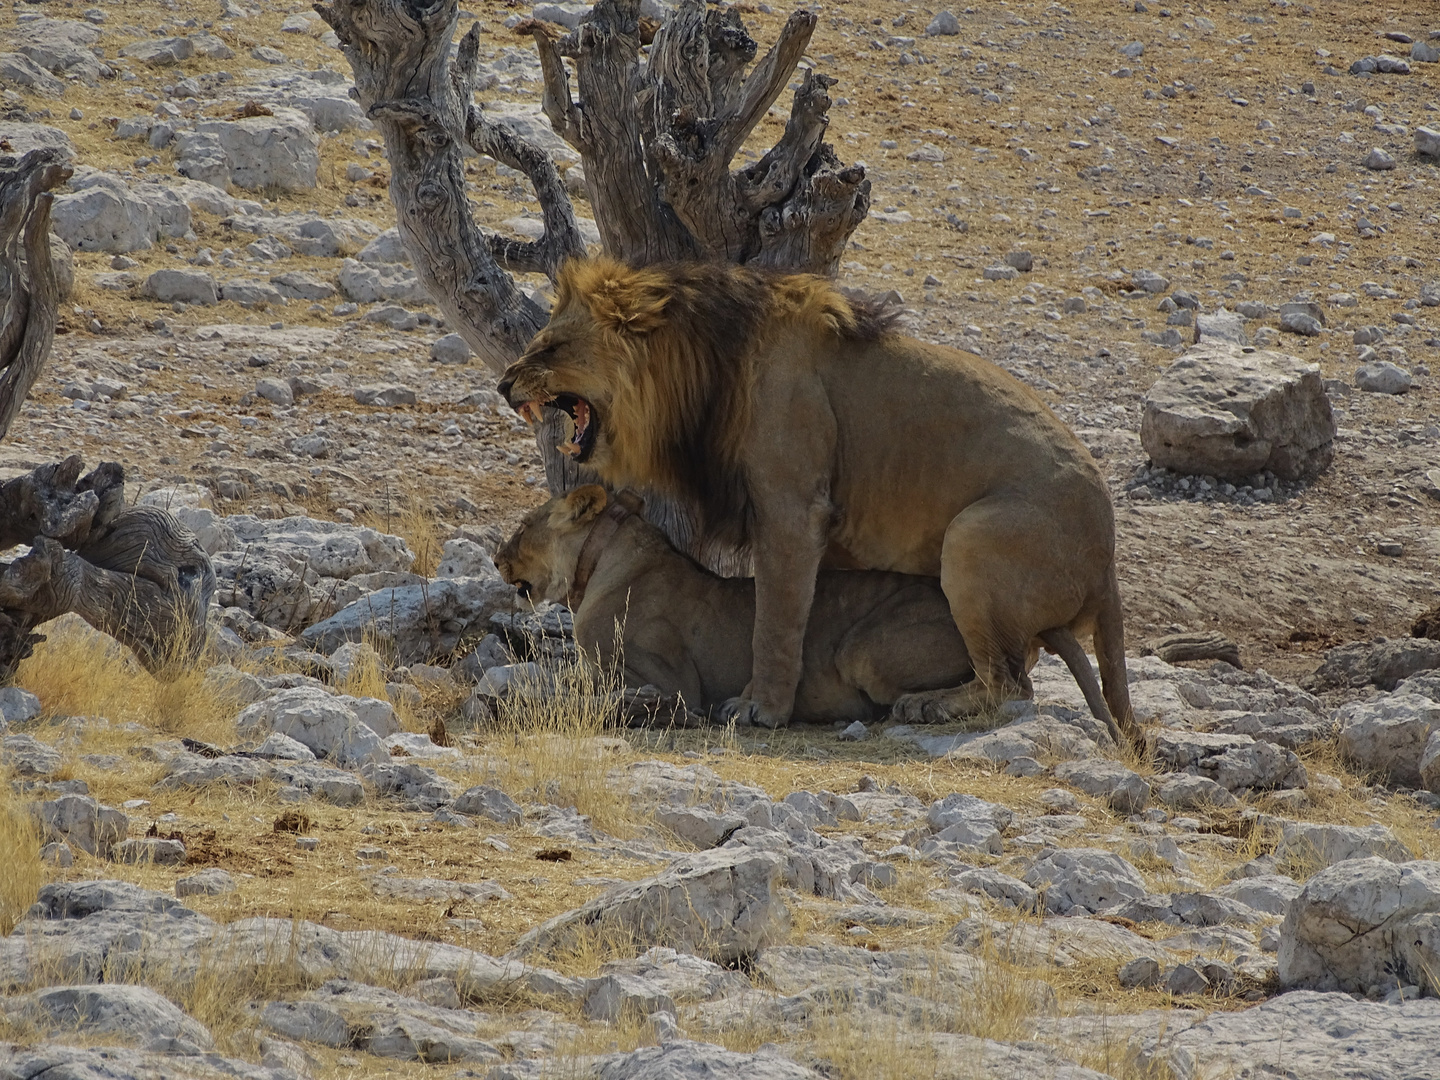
left=889, top=691, right=959, bottom=726
left=719, top=697, right=789, bottom=729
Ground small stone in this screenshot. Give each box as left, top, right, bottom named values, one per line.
left=1133, top=269, right=1170, bottom=293
left=295, top=836, right=319, bottom=851
left=112, top=837, right=186, bottom=865
left=1118, top=955, right=1164, bottom=989
left=1003, top=250, right=1034, bottom=272
left=1417, top=127, right=1440, bottom=158
left=1167, top=962, right=1211, bottom=995
left=40, top=841, right=73, bottom=867
left=430, top=333, right=471, bottom=365
left=1355, top=361, right=1412, bottom=394
left=837, top=720, right=868, bottom=741
left=925, top=10, right=960, bottom=35
left=254, top=377, right=294, bottom=407
left=1376, top=539, right=1404, bottom=557
left=353, top=384, right=418, bottom=407
left=1363, top=147, right=1397, bottom=171
left=983, top=264, right=1020, bottom=281
left=176, top=868, right=237, bottom=896
left=1280, top=311, right=1323, bottom=336
left=0, top=686, right=41, bottom=725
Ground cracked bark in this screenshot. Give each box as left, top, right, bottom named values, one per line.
left=0, top=151, right=215, bottom=679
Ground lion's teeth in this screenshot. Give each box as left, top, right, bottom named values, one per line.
left=557, top=441, right=581, bottom=457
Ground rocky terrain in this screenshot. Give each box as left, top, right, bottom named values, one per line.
left=3, top=0, right=1440, bottom=1077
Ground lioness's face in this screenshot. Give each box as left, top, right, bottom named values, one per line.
left=494, top=486, right=608, bottom=605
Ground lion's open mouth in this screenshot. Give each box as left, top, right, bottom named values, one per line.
left=516, top=394, right=598, bottom=462
left=511, top=579, right=532, bottom=599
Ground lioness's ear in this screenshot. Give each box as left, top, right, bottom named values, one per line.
left=615, top=489, right=646, bottom=516
left=564, top=485, right=608, bottom=524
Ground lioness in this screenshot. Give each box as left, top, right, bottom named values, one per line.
left=495, top=485, right=974, bottom=722
left=498, top=258, right=1134, bottom=742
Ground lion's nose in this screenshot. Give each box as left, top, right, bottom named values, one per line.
left=496, top=375, right=517, bottom=405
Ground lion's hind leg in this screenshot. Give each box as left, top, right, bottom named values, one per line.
left=905, top=496, right=1078, bottom=725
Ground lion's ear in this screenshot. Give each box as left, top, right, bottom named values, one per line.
left=563, top=485, right=608, bottom=525
left=587, top=274, right=670, bottom=335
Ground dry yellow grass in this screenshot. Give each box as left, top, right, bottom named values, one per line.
left=480, top=647, right=638, bottom=838
left=0, top=773, right=47, bottom=936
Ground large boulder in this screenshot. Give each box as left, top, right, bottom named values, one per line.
left=1139, top=343, right=1335, bottom=481
left=142, top=268, right=217, bottom=305
left=1021, top=847, right=1148, bottom=915
left=177, top=108, right=320, bottom=191
left=1278, top=858, right=1440, bottom=995
left=14, top=18, right=103, bottom=84
left=1148, top=729, right=1307, bottom=792
left=1309, top=637, right=1440, bottom=692
left=1274, top=822, right=1411, bottom=870
left=33, top=795, right=128, bottom=856
left=0, top=53, right=67, bottom=97
left=1336, top=693, right=1440, bottom=789
left=235, top=687, right=391, bottom=768
left=300, top=576, right=516, bottom=665
left=3, top=985, right=214, bottom=1051
left=510, top=848, right=788, bottom=964
left=0, top=122, right=74, bottom=161
left=51, top=170, right=192, bottom=253
left=1162, top=991, right=1440, bottom=1080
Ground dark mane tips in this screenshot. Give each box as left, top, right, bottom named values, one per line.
left=838, top=288, right=904, bottom=341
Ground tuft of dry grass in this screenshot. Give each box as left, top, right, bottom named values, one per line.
left=360, top=485, right=444, bottom=579
left=476, top=648, right=638, bottom=837
left=0, top=773, right=46, bottom=936
left=15, top=615, right=237, bottom=744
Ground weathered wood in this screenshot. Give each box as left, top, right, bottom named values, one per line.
left=1144, top=631, right=1242, bottom=669
left=0, top=150, right=216, bottom=680
left=0, top=458, right=216, bottom=678
left=0, top=148, right=71, bottom=441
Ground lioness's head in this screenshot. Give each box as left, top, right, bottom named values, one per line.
left=494, top=485, right=609, bottom=604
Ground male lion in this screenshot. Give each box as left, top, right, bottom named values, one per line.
left=498, top=258, right=1134, bottom=743
left=494, top=485, right=976, bottom=722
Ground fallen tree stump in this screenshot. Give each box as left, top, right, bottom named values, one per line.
left=0, top=149, right=214, bottom=680
left=1143, top=631, right=1242, bottom=669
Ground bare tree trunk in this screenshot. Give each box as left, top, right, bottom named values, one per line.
left=316, top=0, right=870, bottom=569
left=0, top=150, right=215, bottom=680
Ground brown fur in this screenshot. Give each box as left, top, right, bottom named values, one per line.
left=494, top=487, right=974, bottom=722
left=498, top=257, right=1135, bottom=740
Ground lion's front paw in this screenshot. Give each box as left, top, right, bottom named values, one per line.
left=719, top=697, right=789, bottom=729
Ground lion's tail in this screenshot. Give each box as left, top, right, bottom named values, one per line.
left=1089, top=566, right=1137, bottom=748
left=1040, top=573, right=1136, bottom=752
left=1038, top=626, right=1122, bottom=748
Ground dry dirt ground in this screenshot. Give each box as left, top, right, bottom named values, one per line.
left=3, top=0, right=1440, bottom=1078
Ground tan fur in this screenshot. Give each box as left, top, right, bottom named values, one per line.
left=494, top=487, right=974, bottom=722
left=499, top=257, right=1134, bottom=739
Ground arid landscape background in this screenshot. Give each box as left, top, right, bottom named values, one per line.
left=2, top=0, right=1440, bottom=1077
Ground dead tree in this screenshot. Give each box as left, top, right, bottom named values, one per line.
left=0, top=149, right=215, bottom=679
left=316, top=0, right=870, bottom=544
